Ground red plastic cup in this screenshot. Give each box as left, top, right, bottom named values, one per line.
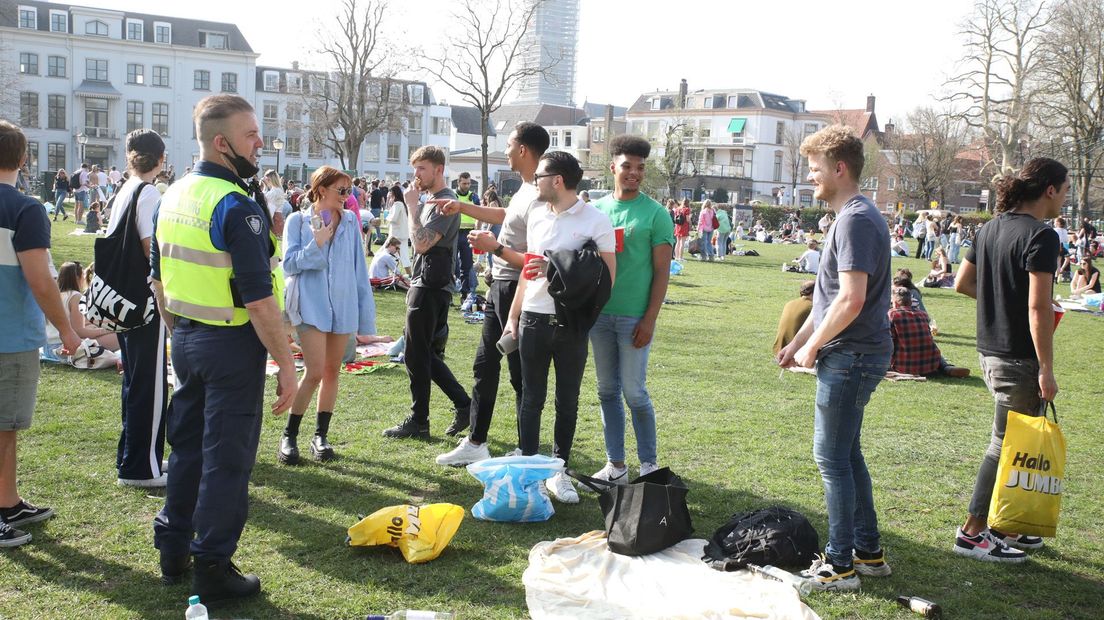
left=1053, top=303, right=1065, bottom=331
left=523, top=252, right=542, bottom=280
left=471, top=245, right=483, bottom=255
left=614, top=227, right=625, bottom=253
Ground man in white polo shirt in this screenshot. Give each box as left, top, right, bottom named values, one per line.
left=505, top=151, right=616, bottom=503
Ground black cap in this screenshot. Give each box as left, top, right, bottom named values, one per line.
left=126, top=129, right=165, bottom=158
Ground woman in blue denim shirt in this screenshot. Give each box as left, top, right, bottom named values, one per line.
left=278, top=166, right=377, bottom=464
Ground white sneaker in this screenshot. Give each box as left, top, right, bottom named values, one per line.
left=545, top=472, right=579, bottom=504
left=435, top=437, right=491, bottom=467
left=117, top=473, right=168, bottom=488
left=502, top=447, right=523, bottom=457
left=585, top=463, right=628, bottom=492
left=639, top=462, right=660, bottom=477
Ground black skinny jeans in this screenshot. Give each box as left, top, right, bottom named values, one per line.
left=517, top=311, right=589, bottom=465
left=404, top=287, right=470, bottom=425
left=469, top=278, right=523, bottom=444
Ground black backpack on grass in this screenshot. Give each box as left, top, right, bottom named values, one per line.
left=701, top=506, right=819, bottom=571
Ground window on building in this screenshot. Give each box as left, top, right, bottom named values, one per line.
left=698, top=120, right=711, bottom=140
left=152, top=66, right=169, bottom=87
left=727, top=95, right=739, bottom=108
left=86, top=58, right=108, bottom=81
left=48, top=143, right=66, bottom=171
left=48, top=95, right=66, bottom=129
left=386, top=143, right=400, bottom=162
left=221, top=72, right=237, bottom=93
left=126, top=19, right=143, bottom=41
left=285, top=73, right=301, bottom=93
left=126, top=101, right=143, bottom=132
left=152, top=103, right=169, bottom=135
left=49, top=10, right=67, bottom=32
left=85, top=98, right=108, bottom=129
left=407, top=144, right=418, bottom=162
left=773, top=151, right=783, bottom=182
left=193, top=70, right=210, bottom=90
left=18, top=6, right=36, bottom=28
left=364, top=138, right=379, bottom=162
left=263, top=71, right=279, bottom=92
left=263, top=101, right=278, bottom=122
left=550, top=131, right=559, bottom=148
left=803, top=122, right=818, bottom=138
left=154, top=23, right=170, bottom=44
left=19, top=53, right=38, bottom=75
left=285, top=134, right=301, bottom=156
left=86, top=19, right=108, bottom=36
left=286, top=102, right=302, bottom=121
left=20, top=92, right=38, bottom=128
left=564, top=131, right=572, bottom=148
left=387, top=83, right=402, bottom=102
left=408, top=115, right=422, bottom=133
left=48, top=55, right=66, bottom=77
left=703, top=96, right=713, bottom=109
left=26, top=142, right=38, bottom=175
left=200, top=31, right=228, bottom=49
left=127, top=63, right=144, bottom=85
left=431, top=117, right=451, bottom=135
left=775, top=121, right=785, bottom=144
left=592, top=125, right=604, bottom=143
left=887, top=176, right=896, bottom=190
left=650, top=98, right=661, bottom=111
left=409, top=84, right=425, bottom=104
left=308, top=132, right=324, bottom=158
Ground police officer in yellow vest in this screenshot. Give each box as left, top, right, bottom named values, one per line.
left=454, top=171, right=481, bottom=307
left=150, top=95, right=297, bottom=605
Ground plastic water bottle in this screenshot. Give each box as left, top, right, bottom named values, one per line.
left=185, top=595, right=208, bottom=620
left=365, top=612, right=453, bottom=620
left=747, top=563, right=813, bottom=596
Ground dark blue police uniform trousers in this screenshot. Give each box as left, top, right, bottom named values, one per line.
left=116, top=315, right=169, bottom=480
left=153, top=318, right=267, bottom=561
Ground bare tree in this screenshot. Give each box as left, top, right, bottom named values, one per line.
left=420, top=0, right=556, bottom=189
left=653, top=119, right=696, bottom=200
left=945, top=0, right=1049, bottom=191
left=1034, top=0, right=1104, bottom=220
left=309, top=0, right=407, bottom=170
left=891, top=107, right=968, bottom=208
left=783, top=126, right=804, bottom=206
left=0, top=41, right=19, bottom=119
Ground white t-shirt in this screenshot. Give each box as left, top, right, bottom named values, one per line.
left=106, top=176, right=161, bottom=239
left=264, top=187, right=286, bottom=218
left=493, top=182, right=542, bottom=281
left=96, top=171, right=109, bottom=187
left=1055, top=226, right=1069, bottom=245
left=387, top=197, right=409, bottom=239
left=370, top=251, right=400, bottom=279
left=798, top=249, right=821, bottom=274
left=108, top=169, right=122, bottom=184
left=522, top=199, right=615, bottom=315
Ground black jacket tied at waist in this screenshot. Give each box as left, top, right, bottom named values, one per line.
left=544, top=239, right=612, bottom=333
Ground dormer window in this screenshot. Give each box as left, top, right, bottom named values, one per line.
left=126, top=19, right=143, bottom=41
left=263, top=71, right=280, bottom=92
left=18, top=6, right=36, bottom=29
left=49, top=10, right=67, bottom=32
left=650, top=98, right=661, bottom=111
left=154, top=22, right=171, bottom=44
left=86, top=20, right=108, bottom=37
left=200, top=31, right=228, bottom=50
left=287, top=73, right=302, bottom=93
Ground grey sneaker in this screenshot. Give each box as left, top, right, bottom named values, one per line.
left=0, top=521, right=31, bottom=548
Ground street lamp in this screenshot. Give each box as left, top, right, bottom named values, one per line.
left=273, top=137, right=285, bottom=176
left=76, top=131, right=88, bottom=164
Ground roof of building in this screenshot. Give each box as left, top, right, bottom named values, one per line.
left=2, top=0, right=254, bottom=52
left=627, top=88, right=808, bottom=115
left=451, top=106, right=496, bottom=137
left=491, top=103, right=589, bottom=132
left=811, top=108, right=880, bottom=140
left=253, top=66, right=431, bottom=105
left=581, top=101, right=628, bottom=119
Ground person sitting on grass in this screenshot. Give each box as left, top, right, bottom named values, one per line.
left=1070, top=256, right=1100, bottom=297
left=888, top=287, right=970, bottom=378
left=891, top=234, right=909, bottom=257
left=894, top=268, right=938, bottom=334
left=370, top=236, right=411, bottom=290
left=773, top=280, right=814, bottom=354
left=924, top=247, right=953, bottom=287
left=43, top=261, right=120, bottom=356
left=84, top=201, right=102, bottom=234
left=784, top=239, right=821, bottom=274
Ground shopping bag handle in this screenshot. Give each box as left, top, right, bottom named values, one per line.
left=565, top=468, right=613, bottom=494
left=1038, top=400, right=1058, bottom=424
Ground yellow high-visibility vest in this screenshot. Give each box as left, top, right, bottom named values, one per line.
left=457, top=190, right=477, bottom=228
left=157, top=173, right=284, bottom=326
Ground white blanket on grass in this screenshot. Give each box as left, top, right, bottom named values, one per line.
left=524, top=531, right=820, bottom=620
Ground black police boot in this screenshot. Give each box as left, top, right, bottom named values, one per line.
left=445, top=404, right=471, bottom=437
left=278, top=435, right=299, bottom=465
left=192, top=558, right=261, bottom=604
left=310, top=434, right=335, bottom=461
left=159, top=551, right=191, bottom=585
left=382, top=415, right=430, bottom=439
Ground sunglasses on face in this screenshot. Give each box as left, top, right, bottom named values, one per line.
left=335, top=187, right=352, bottom=196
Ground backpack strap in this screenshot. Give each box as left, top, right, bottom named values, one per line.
left=564, top=469, right=614, bottom=494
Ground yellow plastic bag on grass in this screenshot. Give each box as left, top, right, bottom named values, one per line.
left=988, top=403, right=1066, bottom=537
left=347, top=503, right=464, bottom=563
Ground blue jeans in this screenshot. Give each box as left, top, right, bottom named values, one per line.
left=948, top=233, right=962, bottom=263
left=923, top=237, right=935, bottom=259
left=590, top=314, right=658, bottom=464
left=813, top=349, right=890, bottom=567
left=699, top=230, right=714, bottom=260
left=54, top=190, right=68, bottom=216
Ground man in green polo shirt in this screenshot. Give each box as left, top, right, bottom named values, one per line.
left=588, top=135, right=675, bottom=485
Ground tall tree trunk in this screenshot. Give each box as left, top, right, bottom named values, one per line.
left=480, top=111, right=490, bottom=193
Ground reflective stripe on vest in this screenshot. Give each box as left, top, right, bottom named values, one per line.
left=457, top=190, right=476, bottom=228
left=157, top=173, right=283, bottom=326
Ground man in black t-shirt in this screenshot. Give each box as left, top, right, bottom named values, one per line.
left=369, top=179, right=387, bottom=247
left=952, top=157, right=1066, bottom=564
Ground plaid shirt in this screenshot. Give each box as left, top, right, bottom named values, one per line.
left=888, top=307, right=943, bottom=375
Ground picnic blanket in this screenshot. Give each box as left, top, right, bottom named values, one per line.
left=523, top=531, right=819, bottom=620
left=786, top=366, right=926, bottom=381
left=68, top=229, right=105, bottom=236
left=355, top=342, right=393, bottom=358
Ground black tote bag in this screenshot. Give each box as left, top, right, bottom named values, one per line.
left=79, top=182, right=156, bottom=332
left=568, top=467, right=693, bottom=556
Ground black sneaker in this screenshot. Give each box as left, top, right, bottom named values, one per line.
left=159, top=551, right=191, bottom=585
left=0, top=521, right=31, bottom=548
left=382, top=416, right=430, bottom=439
left=799, top=554, right=861, bottom=591
left=989, top=528, right=1045, bottom=550
left=445, top=405, right=471, bottom=437
left=853, top=547, right=893, bottom=576
left=192, top=559, right=260, bottom=604
left=310, top=434, right=335, bottom=461
left=0, top=500, right=55, bottom=528
left=277, top=435, right=300, bottom=465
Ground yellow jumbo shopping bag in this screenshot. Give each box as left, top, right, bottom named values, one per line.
left=988, top=402, right=1066, bottom=537
left=347, top=503, right=464, bottom=563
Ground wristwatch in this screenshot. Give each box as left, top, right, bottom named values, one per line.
left=493, top=243, right=505, bottom=257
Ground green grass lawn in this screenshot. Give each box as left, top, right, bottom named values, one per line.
left=2, top=224, right=1102, bottom=619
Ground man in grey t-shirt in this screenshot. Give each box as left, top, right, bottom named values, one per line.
left=383, top=146, right=471, bottom=439
left=432, top=122, right=550, bottom=466
left=777, top=126, right=892, bottom=593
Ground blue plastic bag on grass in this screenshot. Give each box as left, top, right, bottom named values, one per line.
left=467, top=455, right=564, bottom=522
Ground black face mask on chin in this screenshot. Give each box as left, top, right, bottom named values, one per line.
left=223, top=141, right=259, bottom=179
